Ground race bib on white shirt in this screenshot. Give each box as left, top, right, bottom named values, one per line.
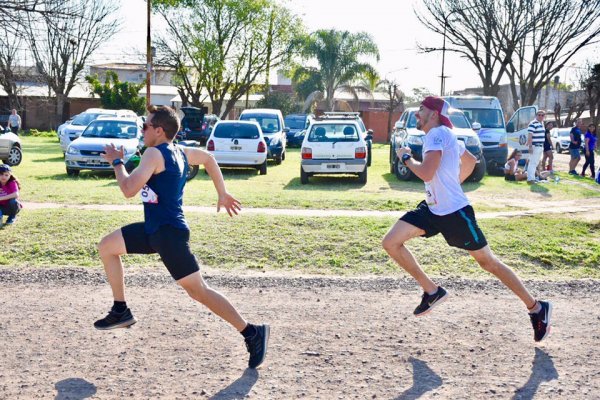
left=425, top=182, right=437, bottom=206
left=141, top=185, right=159, bottom=204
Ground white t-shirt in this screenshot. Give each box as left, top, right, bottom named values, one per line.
left=422, top=125, right=470, bottom=215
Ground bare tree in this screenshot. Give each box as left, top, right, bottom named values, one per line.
left=2, top=0, right=84, bottom=33
left=580, top=63, right=600, bottom=126
left=24, top=0, right=120, bottom=126
left=415, top=0, right=531, bottom=96
left=156, top=0, right=303, bottom=118
left=508, top=0, right=600, bottom=110
left=0, top=30, right=24, bottom=110
left=377, top=80, right=405, bottom=143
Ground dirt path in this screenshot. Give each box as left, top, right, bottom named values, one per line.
left=1, top=268, right=599, bottom=399
left=21, top=198, right=600, bottom=221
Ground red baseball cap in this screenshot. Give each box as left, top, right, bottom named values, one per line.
left=421, top=96, right=453, bottom=128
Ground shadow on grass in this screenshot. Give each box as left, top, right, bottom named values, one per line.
left=38, top=171, right=116, bottom=181
left=394, top=357, right=443, bottom=400
left=512, top=348, right=558, bottom=400
left=34, top=156, right=66, bottom=163
left=283, top=175, right=366, bottom=190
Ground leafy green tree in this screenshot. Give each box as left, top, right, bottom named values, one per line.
left=85, top=71, right=146, bottom=115
left=292, top=29, right=379, bottom=111
left=255, top=91, right=300, bottom=116
left=154, top=0, right=303, bottom=118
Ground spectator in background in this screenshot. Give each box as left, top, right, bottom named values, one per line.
left=581, top=123, right=597, bottom=178
left=526, top=110, right=546, bottom=184
left=0, top=164, right=22, bottom=226
left=504, top=149, right=528, bottom=182
left=541, top=121, right=554, bottom=173
left=568, top=118, right=584, bottom=175
left=7, top=109, right=21, bottom=135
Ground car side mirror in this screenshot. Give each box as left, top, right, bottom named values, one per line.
left=397, top=121, right=405, bottom=129
left=472, top=122, right=481, bottom=131
left=283, top=127, right=290, bottom=133
left=506, top=122, right=514, bottom=133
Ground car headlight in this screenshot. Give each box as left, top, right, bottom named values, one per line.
left=465, top=136, right=481, bottom=147
left=67, top=146, right=79, bottom=155
left=270, top=138, right=279, bottom=146
left=407, top=135, right=424, bottom=145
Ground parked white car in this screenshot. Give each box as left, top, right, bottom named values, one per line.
left=64, top=116, right=143, bottom=176
left=0, top=126, right=22, bottom=166
left=300, top=115, right=369, bottom=184
left=59, top=108, right=137, bottom=154
left=206, top=120, right=268, bottom=175
left=550, top=127, right=573, bottom=153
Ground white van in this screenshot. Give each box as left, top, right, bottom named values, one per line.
left=443, top=96, right=508, bottom=175
left=59, top=108, right=138, bottom=154
left=505, top=105, right=539, bottom=161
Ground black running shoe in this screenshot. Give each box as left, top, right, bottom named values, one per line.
left=413, top=287, right=448, bottom=317
left=245, top=324, right=270, bottom=369
left=529, top=300, right=552, bottom=342
left=94, top=308, right=137, bottom=330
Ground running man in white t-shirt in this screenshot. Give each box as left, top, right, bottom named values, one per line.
left=382, top=96, right=552, bottom=342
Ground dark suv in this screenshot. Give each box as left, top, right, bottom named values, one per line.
left=180, top=106, right=206, bottom=144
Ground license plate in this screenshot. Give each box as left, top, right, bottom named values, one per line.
left=230, top=146, right=242, bottom=151
left=85, top=158, right=101, bottom=165
left=326, top=164, right=341, bottom=169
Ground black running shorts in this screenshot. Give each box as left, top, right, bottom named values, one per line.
left=400, top=201, right=488, bottom=251
left=121, top=222, right=200, bottom=280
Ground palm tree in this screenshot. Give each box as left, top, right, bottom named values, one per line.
left=292, top=29, right=379, bottom=112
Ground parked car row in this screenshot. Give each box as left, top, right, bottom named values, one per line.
left=389, top=107, right=486, bottom=182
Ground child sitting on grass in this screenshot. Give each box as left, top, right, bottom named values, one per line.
left=0, top=164, right=22, bottom=226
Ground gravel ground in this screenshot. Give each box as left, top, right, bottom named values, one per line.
left=1, top=267, right=599, bottom=399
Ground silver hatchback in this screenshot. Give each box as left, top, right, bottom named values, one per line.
left=0, top=126, right=23, bottom=166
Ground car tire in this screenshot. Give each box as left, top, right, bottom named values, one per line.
left=6, top=145, right=22, bottom=166
left=358, top=167, right=368, bottom=184
left=66, top=168, right=80, bottom=176
left=394, top=157, right=413, bottom=181
left=555, top=143, right=562, bottom=154
left=367, top=145, right=372, bottom=167
left=275, top=154, right=282, bottom=165
left=282, top=151, right=286, bottom=161
left=300, top=166, right=309, bottom=184
left=259, top=160, right=267, bottom=175
left=467, top=155, right=486, bottom=182
left=186, top=165, right=199, bottom=181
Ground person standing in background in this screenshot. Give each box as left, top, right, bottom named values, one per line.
left=568, top=118, right=584, bottom=175
left=7, top=109, right=21, bottom=135
left=581, top=123, right=597, bottom=178
left=526, top=110, right=546, bottom=184
left=541, top=121, right=554, bottom=173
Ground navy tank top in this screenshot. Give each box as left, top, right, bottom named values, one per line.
left=141, top=142, right=189, bottom=234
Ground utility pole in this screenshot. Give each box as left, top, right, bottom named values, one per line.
left=146, top=0, right=152, bottom=108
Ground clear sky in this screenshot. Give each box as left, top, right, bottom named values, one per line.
left=93, top=0, right=599, bottom=95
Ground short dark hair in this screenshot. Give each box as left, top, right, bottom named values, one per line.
left=147, top=105, right=180, bottom=139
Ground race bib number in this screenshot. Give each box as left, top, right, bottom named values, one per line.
left=141, top=185, right=159, bottom=204
left=425, top=182, right=437, bottom=206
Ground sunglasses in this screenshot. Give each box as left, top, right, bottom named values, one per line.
left=537, top=113, right=545, bottom=116
left=142, top=123, right=157, bottom=131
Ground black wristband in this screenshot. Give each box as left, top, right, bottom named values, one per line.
left=112, top=158, right=123, bottom=167
left=401, top=153, right=412, bottom=165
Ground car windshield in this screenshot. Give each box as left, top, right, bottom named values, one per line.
left=72, top=113, right=107, bottom=126
left=449, top=113, right=471, bottom=129
left=214, top=123, right=260, bottom=139
left=81, top=121, right=139, bottom=139
left=407, top=113, right=418, bottom=128
left=460, top=108, right=504, bottom=129
left=559, top=130, right=571, bottom=137
left=240, top=114, right=280, bottom=133
left=284, top=116, right=307, bottom=129
left=308, top=124, right=360, bottom=142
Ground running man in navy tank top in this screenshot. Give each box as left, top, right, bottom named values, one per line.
left=94, top=105, right=269, bottom=369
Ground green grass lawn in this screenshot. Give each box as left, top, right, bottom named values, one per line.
left=2, top=209, right=598, bottom=279
left=13, top=136, right=600, bottom=211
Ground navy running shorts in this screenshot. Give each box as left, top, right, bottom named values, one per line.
left=400, top=200, right=488, bottom=251
left=121, top=222, right=200, bottom=280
